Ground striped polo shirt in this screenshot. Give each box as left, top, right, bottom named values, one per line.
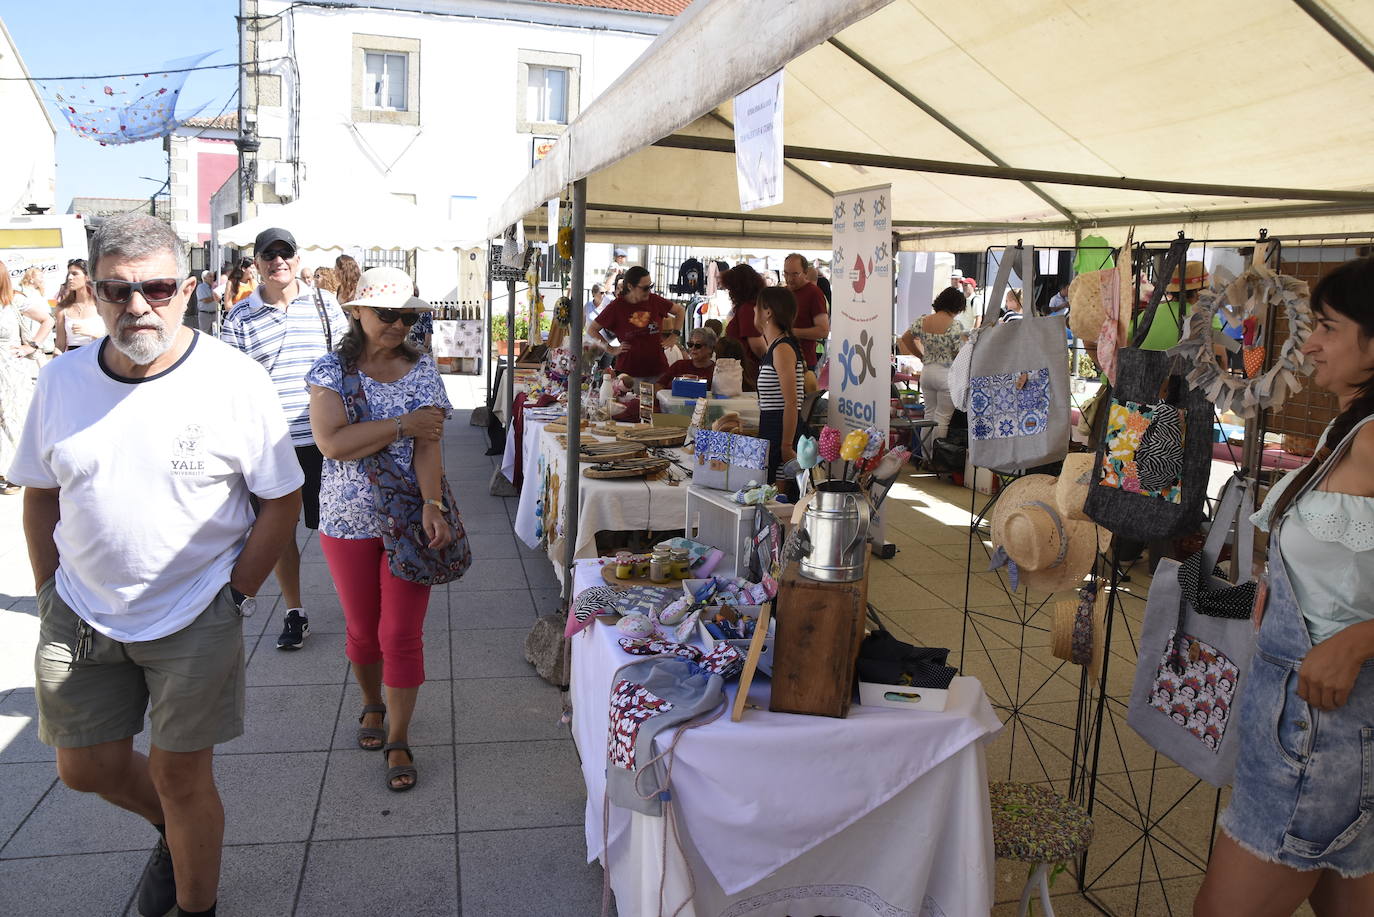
left=220, top=285, right=348, bottom=446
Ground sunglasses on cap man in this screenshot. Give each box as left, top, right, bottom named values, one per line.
left=368, top=306, right=422, bottom=327
left=256, top=245, right=296, bottom=263
left=94, top=277, right=183, bottom=305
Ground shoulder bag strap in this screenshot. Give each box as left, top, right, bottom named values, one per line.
left=1129, top=239, right=1191, bottom=349
left=313, top=286, right=333, bottom=351
left=981, top=245, right=1018, bottom=326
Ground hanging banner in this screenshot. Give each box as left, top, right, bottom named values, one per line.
left=733, top=70, right=784, bottom=212
left=828, top=183, right=893, bottom=437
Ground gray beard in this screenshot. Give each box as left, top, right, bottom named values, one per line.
left=110, top=317, right=176, bottom=365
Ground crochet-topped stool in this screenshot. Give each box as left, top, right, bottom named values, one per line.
left=989, top=781, right=1094, bottom=917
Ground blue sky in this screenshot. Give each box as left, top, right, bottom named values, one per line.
left=4, top=1, right=239, bottom=209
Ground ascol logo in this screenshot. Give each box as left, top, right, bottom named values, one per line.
left=836, top=329, right=877, bottom=392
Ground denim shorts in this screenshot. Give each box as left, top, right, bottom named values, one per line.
left=1219, top=548, right=1374, bottom=877
left=33, top=577, right=246, bottom=753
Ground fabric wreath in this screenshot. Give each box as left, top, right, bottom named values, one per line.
left=1168, top=265, right=1313, bottom=418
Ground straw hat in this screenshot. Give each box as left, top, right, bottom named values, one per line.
left=1067, top=231, right=1134, bottom=345
left=343, top=266, right=432, bottom=310
left=990, top=473, right=1101, bottom=595
left=1165, top=261, right=1208, bottom=293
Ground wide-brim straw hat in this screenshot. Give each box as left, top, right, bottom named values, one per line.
left=1056, top=453, right=1095, bottom=522
left=344, top=266, right=432, bottom=310
left=990, top=474, right=1101, bottom=595
left=1067, top=231, right=1134, bottom=345
left=1165, top=260, right=1208, bottom=293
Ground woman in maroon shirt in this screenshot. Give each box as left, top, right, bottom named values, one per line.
left=586, top=266, right=685, bottom=380
left=720, top=264, right=766, bottom=389
left=656, top=327, right=718, bottom=390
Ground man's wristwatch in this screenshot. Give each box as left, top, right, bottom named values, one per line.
left=228, top=585, right=258, bottom=617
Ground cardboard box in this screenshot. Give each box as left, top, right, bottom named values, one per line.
left=857, top=681, right=950, bottom=712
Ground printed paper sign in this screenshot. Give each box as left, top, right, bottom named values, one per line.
left=734, top=70, right=784, bottom=212
left=828, top=184, right=893, bottom=437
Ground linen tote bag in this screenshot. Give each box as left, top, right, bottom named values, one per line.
left=1126, top=473, right=1257, bottom=787
left=964, top=244, right=1071, bottom=472
left=1083, top=239, right=1214, bottom=540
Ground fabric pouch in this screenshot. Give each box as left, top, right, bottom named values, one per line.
left=1097, top=397, right=1186, bottom=502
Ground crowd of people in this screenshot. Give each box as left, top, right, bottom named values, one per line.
left=5, top=214, right=463, bottom=917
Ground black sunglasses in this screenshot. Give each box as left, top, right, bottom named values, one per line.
left=369, top=307, right=421, bottom=326
left=94, top=277, right=181, bottom=305
left=257, top=247, right=295, bottom=262
left=687, top=340, right=710, bottom=349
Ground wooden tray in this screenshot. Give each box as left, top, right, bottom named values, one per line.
left=584, top=457, right=671, bottom=479
left=577, top=441, right=647, bottom=463
left=617, top=427, right=687, bottom=449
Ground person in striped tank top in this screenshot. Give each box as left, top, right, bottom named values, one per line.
left=754, top=286, right=806, bottom=485
left=221, top=228, right=348, bottom=652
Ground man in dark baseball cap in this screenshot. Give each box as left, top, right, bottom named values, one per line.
left=222, top=225, right=347, bottom=653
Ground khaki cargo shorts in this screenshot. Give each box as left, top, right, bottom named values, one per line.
left=33, top=578, right=246, bottom=753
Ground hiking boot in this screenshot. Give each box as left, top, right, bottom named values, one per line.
left=276, top=609, right=309, bottom=650
left=136, top=835, right=176, bottom=917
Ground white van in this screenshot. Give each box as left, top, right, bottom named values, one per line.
left=1, top=212, right=87, bottom=306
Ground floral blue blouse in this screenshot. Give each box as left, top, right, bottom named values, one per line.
left=305, top=352, right=452, bottom=539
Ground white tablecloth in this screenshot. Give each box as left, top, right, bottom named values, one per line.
left=513, top=431, right=692, bottom=584
left=569, top=561, right=1002, bottom=917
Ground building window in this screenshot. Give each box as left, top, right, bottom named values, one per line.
left=365, top=52, right=407, bottom=111
left=516, top=50, right=580, bottom=135
left=526, top=66, right=568, bottom=124
left=352, top=34, right=420, bottom=126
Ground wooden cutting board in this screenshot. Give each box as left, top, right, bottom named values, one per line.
left=584, top=457, right=671, bottom=479
left=577, top=441, right=647, bottom=463
left=616, top=427, right=687, bottom=449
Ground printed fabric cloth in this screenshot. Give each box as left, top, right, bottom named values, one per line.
left=305, top=353, right=452, bottom=538
left=969, top=367, right=1051, bottom=441
left=909, top=326, right=965, bottom=367
left=1098, top=398, right=1185, bottom=501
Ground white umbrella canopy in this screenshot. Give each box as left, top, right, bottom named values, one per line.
left=220, top=191, right=475, bottom=251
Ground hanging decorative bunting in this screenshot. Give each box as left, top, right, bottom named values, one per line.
left=40, top=52, right=216, bottom=146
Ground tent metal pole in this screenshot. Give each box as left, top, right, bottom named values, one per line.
left=563, top=179, right=588, bottom=604
left=484, top=244, right=493, bottom=405
left=1292, top=0, right=1374, bottom=76
left=827, top=37, right=1079, bottom=224
left=652, top=134, right=1374, bottom=204
left=506, top=278, right=516, bottom=430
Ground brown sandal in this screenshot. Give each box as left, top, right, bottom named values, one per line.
left=383, top=742, right=417, bottom=792
left=356, top=704, right=386, bottom=750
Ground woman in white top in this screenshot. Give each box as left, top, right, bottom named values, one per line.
left=54, top=259, right=106, bottom=351
left=899, top=286, right=969, bottom=456
left=13, top=266, right=55, bottom=361
left=0, top=261, right=48, bottom=493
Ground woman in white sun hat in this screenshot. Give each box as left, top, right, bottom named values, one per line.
left=306, top=266, right=456, bottom=792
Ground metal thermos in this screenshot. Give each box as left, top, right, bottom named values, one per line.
left=798, top=481, right=871, bottom=582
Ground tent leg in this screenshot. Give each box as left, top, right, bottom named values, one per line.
left=562, top=179, right=588, bottom=606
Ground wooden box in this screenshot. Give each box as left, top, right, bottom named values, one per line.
left=768, top=555, right=869, bottom=718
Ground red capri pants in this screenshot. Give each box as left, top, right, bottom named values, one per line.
left=319, top=534, right=432, bottom=688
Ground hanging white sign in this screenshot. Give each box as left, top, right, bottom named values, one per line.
left=827, top=184, right=893, bottom=437
left=734, top=70, right=784, bottom=212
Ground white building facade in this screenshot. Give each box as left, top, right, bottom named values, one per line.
left=0, top=18, right=56, bottom=215
left=167, top=114, right=239, bottom=251
left=218, top=0, right=681, bottom=300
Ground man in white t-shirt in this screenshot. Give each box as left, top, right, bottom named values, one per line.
left=9, top=214, right=304, bottom=917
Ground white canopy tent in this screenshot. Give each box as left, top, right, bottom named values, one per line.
left=221, top=191, right=474, bottom=251
left=490, top=0, right=1374, bottom=251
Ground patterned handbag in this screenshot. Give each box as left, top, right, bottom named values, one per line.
left=1083, top=239, right=1214, bottom=540
left=961, top=244, right=1071, bottom=472
left=341, top=369, right=473, bottom=585
left=1126, top=473, right=1257, bottom=787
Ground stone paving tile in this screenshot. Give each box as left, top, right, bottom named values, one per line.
left=529, top=587, right=565, bottom=615
left=466, top=530, right=522, bottom=559
left=332, top=680, right=454, bottom=749
left=452, top=677, right=566, bottom=744
left=454, top=740, right=583, bottom=832
left=2, top=775, right=154, bottom=857
left=218, top=752, right=328, bottom=845
left=0, top=689, right=51, bottom=764
left=294, top=835, right=458, bottom=917
left=0, top=761, right=55, bottom=850
left=451, top=628, right=537, bottom=679
left=205, top=842, right=308, bottom=917
left=453, top=511, right=518, bottom=534
left=221, top=684, right=343, bottom=755
left=312, top=745, right=456, bottom=841
left=246, top=631, right=350, bottom=686
left=450, top=557, right=528, bottom=591
left=449, top=587, right=537, bottom=630
left=520, top=557, right=563, bottom=590
left=0, top=849, right=145, bottom=917
left=459, top=825, right=608, bottom=917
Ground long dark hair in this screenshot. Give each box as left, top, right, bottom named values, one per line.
left=335, top=255, right=361, bottom=305
left=932, top=287, right=966, bottom=315
left=720, top=263, right=764, bottom=307
left=756, top=286, right=797, bottom=334
left=58, top=258, right=88, bottom=308
left=621, top=265, right=650, bottom=294
left=1271, top=256, right=1374, bottom=520
left=336, top=309, right=422, bottom=370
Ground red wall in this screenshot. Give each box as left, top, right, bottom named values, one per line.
left=197, top=142, right=238, bottom=241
